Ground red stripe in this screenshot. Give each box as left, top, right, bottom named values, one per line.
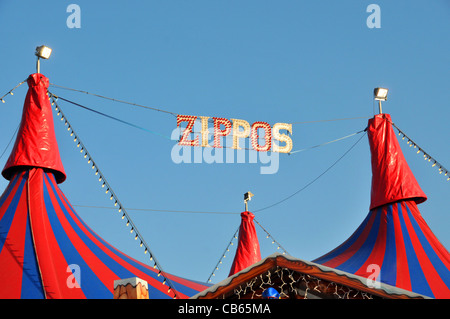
left=43, top=175, right=119, bottom=293
left=391, top=203, right=411, bottom=291
left=323, top=212, right=378, bottom=269
left=406, top=201, right=450, bottom=271
left=51, top=175, right=189, bottom=298
left=401, top=201, right=450, bottom=298
left=0, top=180, right=28, bottom=298
left=354, top=208, right=387, bottom=279
left=28, top=168, right=85, bottom=299
left=165, top=273, right=211, bottom=293
left=0, top=172, right=26, bottom=220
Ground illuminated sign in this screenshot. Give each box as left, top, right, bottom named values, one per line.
left=177, top=115, right=293, bottom=153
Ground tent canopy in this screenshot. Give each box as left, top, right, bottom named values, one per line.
left=313, top=114, right=450, bottom=299
left=0, top=73, right=209, bottom=298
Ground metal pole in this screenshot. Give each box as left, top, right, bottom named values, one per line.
left=36, top=57, right=40, bottom=74
left=378, top=100, right=382, bottom=114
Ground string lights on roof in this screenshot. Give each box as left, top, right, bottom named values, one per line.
left=48, top=91, right=179, bottom=299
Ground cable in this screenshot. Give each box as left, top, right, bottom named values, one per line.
left=67, top=131, right=367, bottom=216
left=291, top=116, right=370, bottom=125
left=254, top=131, right=367, bottom=213
left=0, top=124, right=19, bottom=160
left=49, top=83, right=177, bottom=116
left=49, top=93, right=172, bottom=140
left=72, top=204, right=239, bottom=215
left=49, top=83, right=371, bottom=126
left=289, top=129, right=365, bottom=154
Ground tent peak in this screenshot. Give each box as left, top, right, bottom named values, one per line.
left=2, top=73, right=66, bottom=183
left=229, top=211, right=261, bottom=276
left=368, top=113, right=426, bottom=210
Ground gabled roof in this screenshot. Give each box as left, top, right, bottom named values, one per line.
left=192, top=253, right=428, bottom=299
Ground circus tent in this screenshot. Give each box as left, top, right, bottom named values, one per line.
left=2, top=72, right=449, bottom=300
left=0, top=73, right=210, bottom=299
left=313, top=113, right=450, bottom=299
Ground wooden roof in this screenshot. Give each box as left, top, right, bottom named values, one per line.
left=192, top=253, right=428, bottom=299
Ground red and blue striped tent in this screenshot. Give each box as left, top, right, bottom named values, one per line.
left=0, top=73, right=209, bottom=299
left=314, top=113, right=450, bottom=299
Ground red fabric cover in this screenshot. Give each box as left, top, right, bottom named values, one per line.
left=368, top=114, right=426, bottom=210
left=229, top=211, right=261, bottom=276
left=2, top=73, right=66, bottom=184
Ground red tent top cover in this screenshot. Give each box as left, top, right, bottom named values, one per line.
left=229, top=211, right=261, bottom=276
left=313, top=113, right=450, bottom=298
left=367, top=113, right=427, bottom=210
left=0, top=74, right=210, bottom=298
left=2, top=74, right=66, bottom=183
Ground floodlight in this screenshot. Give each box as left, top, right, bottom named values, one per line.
left=244, top=191, right=254, bottom=202
left=244, top=191, right=254, bottom=211
left=374, top=87, right=388, bottom=101
left=374, top=87, right=389, bottom=114
left=35, top=45, right=52, bottom=74
left=35, top=45, right=52, bottom=59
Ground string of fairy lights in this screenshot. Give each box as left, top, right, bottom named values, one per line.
left=206, top=218, right=289, bottom=283
left=0, top=78, right=26, bottom=103
left=254, top=218, right=289, bottom=255
left=47, top=91, right=180, bottom=298
left=390, top=120, right=450, bottom=181
left=206, top=227, right=239, bottom=283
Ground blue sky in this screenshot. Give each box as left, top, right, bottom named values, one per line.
left=0, top=1, right=449, bottom=285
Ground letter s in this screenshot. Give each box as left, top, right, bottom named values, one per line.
left=272, top=123, right=293, bottom=153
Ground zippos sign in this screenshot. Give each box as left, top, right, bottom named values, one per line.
left=177, top=114, right=293, bottom=153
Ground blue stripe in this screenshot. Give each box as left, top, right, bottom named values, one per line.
left=397, top=203, right=434, bottom=298
left=43, top=174, right=171, bottom=299
left=48, top=174, right=204, bottom=298
left=43, top=174, right=136, bottom=279
left=0, top=171, right=44, bottom=298
left=20, top=212, right=45, bottom=299
left=337, top=209, right=382, bottom=274
left=313, top=211, right=373, bottom=265
left=42, top=177, right=112, bottom=299
left=0, top=174, right=27, bottom=254
left=380, top=204, right=397, bottom=286
left=404, top=203, right=450, bottom=290
left=0, top=172, right=21, bottom=208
